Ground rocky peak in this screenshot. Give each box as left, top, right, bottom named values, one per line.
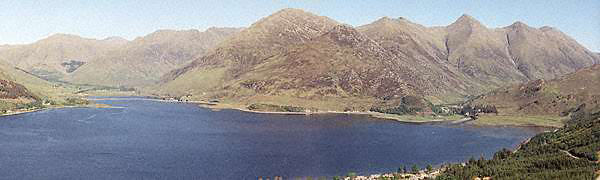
left=102, top=36, right=128, bottom=45
left=270, top=8, right=310, bottom=17
left=506, top=21, right=534, bottom=31
left=372, top=16, right=394, bottom=24
left=254, top=8, right=331, bottom=27
left=449, top=14, right=484, bottom=29
left=39, top=33, right=88, bottom=44
left=233, top=8, right=339, bottom=45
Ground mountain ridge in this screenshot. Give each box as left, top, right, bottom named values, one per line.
left=1, top=8, right=598, bottom=110
left=157, top=9, right=599, bottom=112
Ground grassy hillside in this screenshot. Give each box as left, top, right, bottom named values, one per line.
left=466, top=64, right=600, bottom=127
left=0, top=61, right=87, bottom=114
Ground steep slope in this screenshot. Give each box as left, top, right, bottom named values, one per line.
left=357, top=17, right=487, bottom=101
left=65, top=28, right=240, bottom=87
left=504, top=23, right=598, bottom=80
left=0, top=34, right=126, bottom=81
left=445, top=15, right=529, bottom=85
left=468, top=64, right=600, bottom=116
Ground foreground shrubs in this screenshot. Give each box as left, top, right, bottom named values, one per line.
left=438, top=108, right=600, bottom=179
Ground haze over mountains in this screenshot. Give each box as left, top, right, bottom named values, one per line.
left=1, top=8, right=598, bottom=110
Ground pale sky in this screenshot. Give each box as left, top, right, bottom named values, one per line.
left=1, top=0, right=599, bottom=51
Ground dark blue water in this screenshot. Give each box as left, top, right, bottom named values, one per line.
left=0, top=97, right=544, bottom=179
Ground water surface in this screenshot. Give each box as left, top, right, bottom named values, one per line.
left=0, top=97, right=544, bottom=179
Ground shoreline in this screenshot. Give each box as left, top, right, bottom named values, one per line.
left=0, top=103, right=119, bottom=118
left=195, top=102, right=563, bottom=128
left=196, top=103, right=466, bottom=124
left=77, top=96, right=561, bottom=128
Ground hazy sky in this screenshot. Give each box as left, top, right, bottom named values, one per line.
left=1, top=0, right=599, bottom=51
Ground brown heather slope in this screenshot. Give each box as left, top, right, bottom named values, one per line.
left=159, top=9, right=599, bottom=111
left=205, top=24, right=429, bottom=111
left=0, top=71, right=36, bottom=100
left=159, top=9, right=599, bottom=112
left=65, top=28, right=241, bottom=87
left=468, top=64, right=600, bottom=116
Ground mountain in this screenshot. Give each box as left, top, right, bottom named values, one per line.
left=0, top=28, right=240, bottom=87
left=468, top=64, right=600, bottom=116
left=159, top=9, right=599, bottom=111
left=0, top=34, right=126, bottom=81
left=358, top=15, right=599, bottom=101
left=64, top=27, right=241, bottom=87
left=159, top=9, right=433, bottom=111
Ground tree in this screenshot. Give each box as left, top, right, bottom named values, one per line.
left=411, top=164, right=420, bottom=173
left=347, top=172, right=357, bottom=179
left=426, top=164, right=433, bottom=173
left=398, top=165, right=406, bottom=173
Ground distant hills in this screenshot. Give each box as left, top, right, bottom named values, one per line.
left=65, top=28, right=241, bottom=87
left=0, top=8, right=598, bottom=111
left=0, top=28, right=240, bottom=87
left=0, top=34, right=125, bottom=81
